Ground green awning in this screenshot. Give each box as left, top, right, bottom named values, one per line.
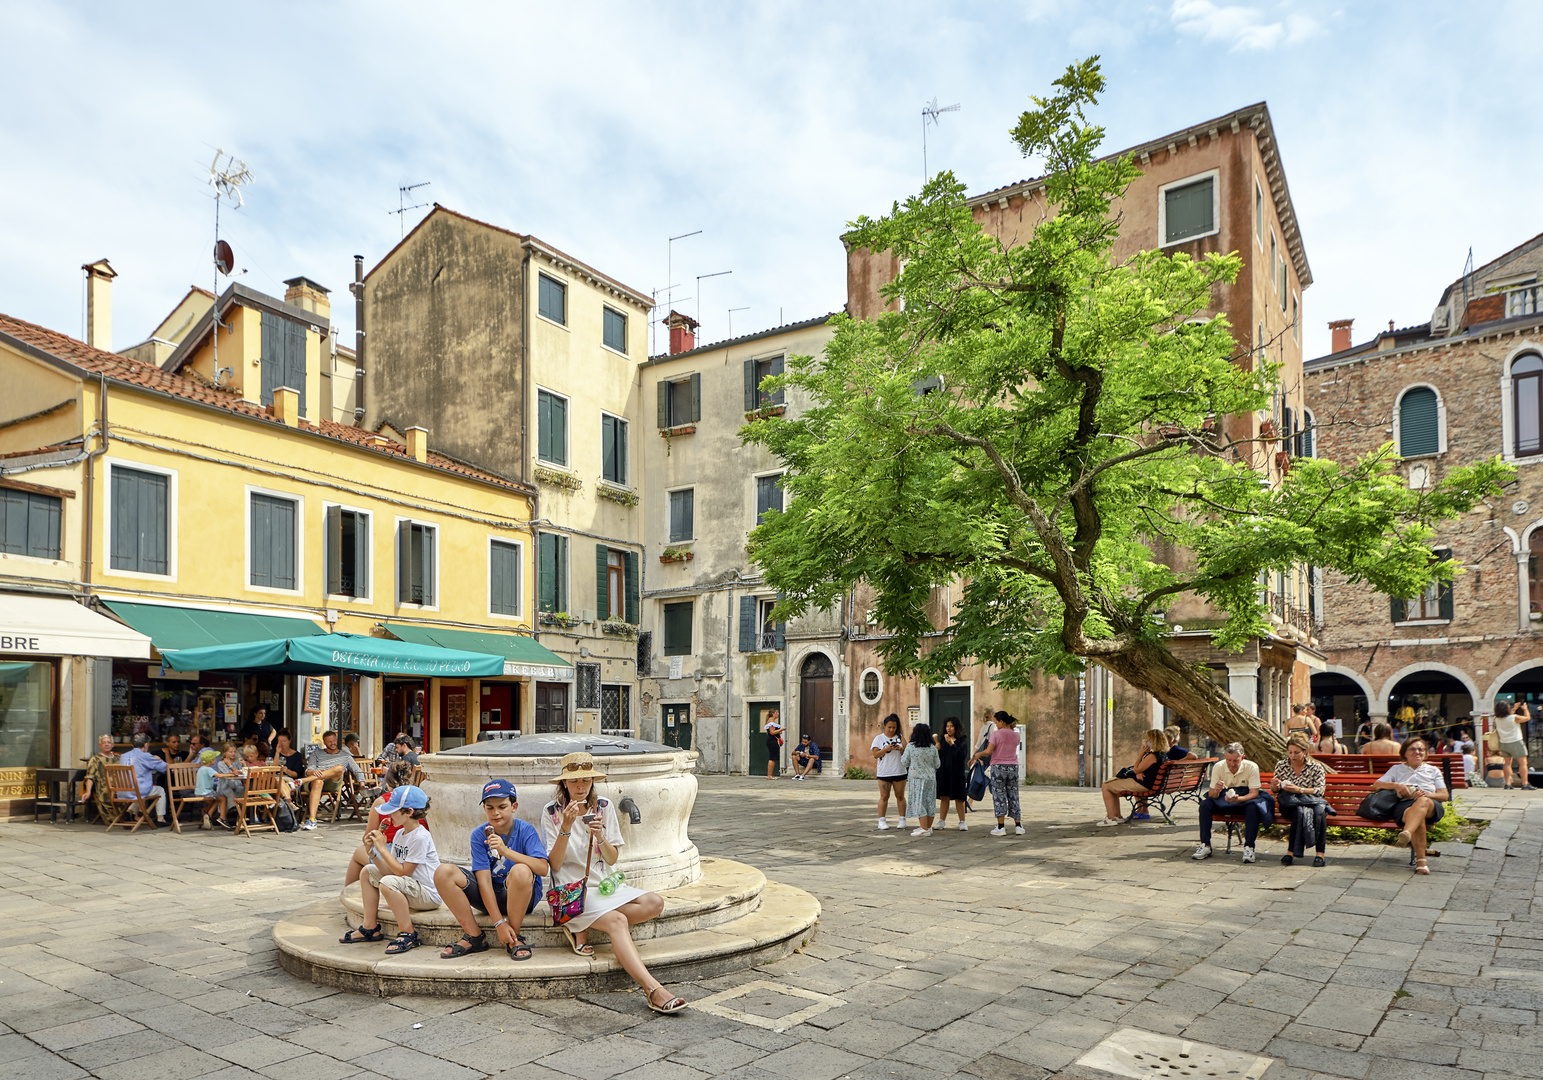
left=103, top=601, right=325, bottom=653
left=159, top=632, right=506, bottom=677
left=383, top=623, right=574, bottom=680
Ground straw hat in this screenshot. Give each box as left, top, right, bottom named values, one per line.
left=550, top=751, right=607, bottom=784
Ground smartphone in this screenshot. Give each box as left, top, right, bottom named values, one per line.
left=581, top=813, right=599, bottom=825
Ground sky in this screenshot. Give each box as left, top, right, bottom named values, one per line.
left=1, top=2, right=1537, bottom=362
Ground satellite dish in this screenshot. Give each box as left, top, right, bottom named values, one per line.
left=214, top=240, right=234, bottom=275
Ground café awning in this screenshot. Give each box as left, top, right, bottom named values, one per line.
left=158, top=632, right=506, bottom=677
left=101, top=600, right=325, bottom=653
left=382, top=623, right=574, bottom=680
left=1, top=594, right=152, bottom=658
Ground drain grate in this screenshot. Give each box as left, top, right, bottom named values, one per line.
left=1076, top=1028, right=1273, bottom=1080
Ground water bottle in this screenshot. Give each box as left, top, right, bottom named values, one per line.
left=597, top=868, right=625, bottom=896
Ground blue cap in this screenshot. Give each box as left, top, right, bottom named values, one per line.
left=481, top=779, right=517, bottom=803
left=379, top=784, right=428, bottom=815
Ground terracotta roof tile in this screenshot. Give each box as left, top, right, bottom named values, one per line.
left=0, top=311, right=530, bottom=495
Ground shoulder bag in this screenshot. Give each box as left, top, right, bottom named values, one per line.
left=546, top=826, right=595, bottom=925
left=1356, top=788, right=1401, bottom=820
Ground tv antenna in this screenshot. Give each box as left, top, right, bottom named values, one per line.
left=660, top=230, right=701, bottom=353
left=390, top=182, right=432, bottom=236
left=922, top=97, right=960, bottom=183
left=728, top=306, right=750, bottom=339
left=696, top=271, right=730, bottom=339
left=207, top=150, right=253, bottom=378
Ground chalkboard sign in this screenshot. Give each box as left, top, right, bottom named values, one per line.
left=303, top=677, right=325, bottom=714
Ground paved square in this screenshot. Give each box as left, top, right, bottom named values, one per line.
left=0, top=777, right=1537, bottom=1080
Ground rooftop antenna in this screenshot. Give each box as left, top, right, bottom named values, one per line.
left=208, top=149, right=253, bottom=382
left=728, top=306, right=749, bottom=338
left=390, top=182, right=432, bottom=236
left=663, top=230, right=701, bottom=350
left=696, top=271, right=730, bottom=340
left=922, top=97, right=960, bottom=184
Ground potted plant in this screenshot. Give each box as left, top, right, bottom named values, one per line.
left=597, top=483, right=639, bottom=507
left=660, top=546, right=695, bottom=563
left=602, top=619, right=637, bottom=638
left=538, top=611, right=581, bottom=628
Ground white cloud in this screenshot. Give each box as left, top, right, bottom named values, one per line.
left=1170, top=0, right=1320, bottom=51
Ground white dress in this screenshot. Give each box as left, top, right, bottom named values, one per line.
left=538, top=796, right=644, bottom=933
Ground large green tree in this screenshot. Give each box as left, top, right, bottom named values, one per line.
left=744, top=60, right=1510, bottom=766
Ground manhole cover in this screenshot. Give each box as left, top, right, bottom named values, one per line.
left=1077, top=1028, right=1273, bottom=1080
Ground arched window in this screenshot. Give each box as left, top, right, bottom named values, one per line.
left=1529, top=529, right=1543, bottom=618
left=1513, top=353, right=1543, bottom=458
left=1398, top=387, right=1440, bottom=457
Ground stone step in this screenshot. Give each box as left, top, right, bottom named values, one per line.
left=339, top=855, right=765, bottom=948
left=274, top=880, right=821, bottom=999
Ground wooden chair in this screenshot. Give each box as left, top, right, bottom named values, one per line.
left=165, top=761, right=215, bottom=832
left=103, top=763, right=154, bottom=833
left=234, top=766, right=283, bottom=838
left=332, top=772, right=375, bottom=824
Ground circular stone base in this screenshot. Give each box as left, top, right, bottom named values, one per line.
left=274, top=858, right=820, bottom=999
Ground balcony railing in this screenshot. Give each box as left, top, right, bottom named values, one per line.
left=1263, top=589, right=1314, bottom=635
left=757, top=631, right=779, bottom=651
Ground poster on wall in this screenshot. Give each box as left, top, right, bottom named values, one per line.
left=445, top=692, right=467, bottom=733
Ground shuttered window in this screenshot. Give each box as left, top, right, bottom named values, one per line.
left=1164, top=177, right=1214, bottom=244
left=490, top=540, right=521, bottom=616
left=657, top=375, right=701, bottom=427
left=538, top=274, right=566, bottom=325
left=663, top=601, right=693, bottom=656
left=669, top=489, right=694, bottom=542
left=601, top=414, right=627, bottom=484
left=1514, top=354, right=1543, bottom=457
left=397, top=521, right=436, bottom=605
left=743, top=355, right=784, bottom=410
left=109, top=466, right=168, bottom=575
left=755, top=475, right=783, bottom=525
left=603, top=307, right=626, bottom=352
left=1399, top=387, right=1440, bottom=457
left=1298, top=411, right=1314, bottom=458
left=325, top=507, right=369, bottom=597
left=538, top=390, right=568, bottom=465
left=250, top=493, right=298, bottom=590
left=260, top=312, right=308, bottom=415
left=1393, top=548, right=1453, bottom=623
left=538, top=533, right=568, bottom=613
left=0, top=489, right=61, bottom=560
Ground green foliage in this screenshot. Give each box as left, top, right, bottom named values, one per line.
left=844, top=765, right=873, bottom=780
left=1324, top=796, right=1479, bottom=846
left=742, top=58, right=1511, bottom=703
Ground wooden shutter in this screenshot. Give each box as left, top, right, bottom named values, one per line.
left=690, top=373, right=701, bottom=422
left=1282, top=407, right=1293, bottom=451
left=1399, top=388, right=1439, bottom=456
left=602, top=416, right=617, bottom=482
left=138, top=471, right=167, bottom=575
left=260, top=312, right=282, bottom=405
left=657, top=382, right=670, bottom=428
left=1390, top=595, right=1406, bottom=623
left=744, top=360, right=758, bottom=411
left=251, top=496, right=272, bottom=587
left=491, top=540, right=518, bottom=616
left=284, top=318, right=308, bottom=416
left=274, top=498, right=296, bottom=588
left=1436, top=549, right=1454, bottom=621
left=1165, top=177, right=1213, bottom=242
left=109, top=468, right=133, bottom=569
left=552, top=395, right=567, bottom=466
left=537, top=534, right=555, bottom=612
left=353, top=512, right=369, bottom=598
left=624, top=551, right=639, bottom=623
left=398, top=521, right=412, bottom=603
left=325, top=506, right=343, bottom=595
left=537, top=392, right=551, bottom=460
left=738, top=595, right=756, bottom=651
left=773, top=613, right=786, bottom=650
left=419, top=525, right=435, bottom=605
left=769, top=355, right=784, bottom=405
left=595, top=544, right=610, bottom=621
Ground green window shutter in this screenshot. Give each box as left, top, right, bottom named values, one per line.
left=603, top=307, right=625, bottom=351
left=353, top=512, right=369, bottom=598
left=744, top=359, right=757, bottom=411
left=490, top=540, right=519, bottom=616
left=738, top=595, right=756, bottom=651
left=109, top=469, right=133, bottom=570
left=558, top=535, right=568, bottom=611
left=657, top=381, right=670, bottom=428
left=552, top=396, right=567, bottom=466
left=325, top=506, right=343, bottom=594
left=596, top=544, right=610, bottom=622
left=116, top=469, right=168, bottom=575
left=624, top=551, right=639, bottom=623
left=537, top=392, right=549, bottom=461
left=1164, top=177, right=1214, bottom=243
left=773, top=617, right=786, bottom=650
left=284, top=318, right=308, bottom=416
left=601, top=416, right=616, bottom=483
left=274, top=498, right=296, bottom=589
left=690, top=373, right=701, bottom=423
left=260, top=312, right=282, bottom=406
left=420, top=526, right=435, bottom=605
left=538, top=533, right=555, bottom=612
left=768, top=355, right=784, bottom=405
left=398, top=521, right=412, bottom=603
left=1436, top=549, right=1454, bottom=621
left=1399, top=388, right=1439, bottom=456
left=251, top=496, right=273, bottom=587
left=1390, top=596, right=1406, bottom=623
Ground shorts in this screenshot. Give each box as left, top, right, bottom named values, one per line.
left=1103, top=778, right=1151, bottom=795
left=876, top=774, right=906, bottom=786
left=322, top=777, right=343, bottom=793
left=364, top=864, right=441, bottom=909
left=455, top=867, right=539, bottom=915
left=1392, top=797, right=1445, bottom=824
left=1499, top=740, right=1527, bottom=759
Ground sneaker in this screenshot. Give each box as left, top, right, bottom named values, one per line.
left=1242, top=846, right=1256, bottom=864
left=201, top=812, right=211, bottom=830
left=910, top=827, right=930, bottom=837
left=1191, top=843, right=1212, bottom=860
left=1095, top=817, right=1123, bottom=827
left=957, top=822, right=968, bottom=832
left=300, top=819, right=318, bottom=831
left=1014, top=824, right=1025, bottom=835
left=877, top=819, right=889, bottom=831
left=990, top=826, right=1007, bottom=836
left=897, top=818, right=909, bottom=829
left=1131, top=812, right=1151, bottom=821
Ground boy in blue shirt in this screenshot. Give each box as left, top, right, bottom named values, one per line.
left=432, top=779, right=549, bottom=960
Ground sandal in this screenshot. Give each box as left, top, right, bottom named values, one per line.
left=646, top=985, right=686, bottom=1014
left=562, top=926, right=594, bottom=956
left=507, top=936, right=533, bottom=961
left=339, top=924, right=384, bottom=944
left=440, top=932, right=488, bottom=959
left=1414, top=858, right=1430, bottom=875
left=1394, top=829, right=1412, bottom=848
left=384, top=931, right=420, bottom=954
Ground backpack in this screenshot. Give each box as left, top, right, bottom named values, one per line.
left=274, top=798, right=299, bottom=833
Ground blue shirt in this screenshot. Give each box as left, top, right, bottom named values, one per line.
left=468, top=818, right=547, bottom=897
left=193, top=765, right=217, bottom=797
left=795, top=740, right=819, bottom=757
left=118, top=747, right=167, bottom=798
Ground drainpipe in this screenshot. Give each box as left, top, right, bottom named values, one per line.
left=82, top=373, right=109, bottom=595
left=352, top=255, right=366, bottom=424
left=724, top=586, right=733, bottom=775
left=521, top=250, right=540, bottom=653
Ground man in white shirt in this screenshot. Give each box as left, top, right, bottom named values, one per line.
left=1493, top=702, right=1533, bottom=790
left=1192, top=742, right=1272, bottom=864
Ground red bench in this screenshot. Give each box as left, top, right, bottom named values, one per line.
left=1212, top=773, right=1438, bottom=866
left=1314, top=752, right=1467, bottom=788
left=1118, top=757, right=1216, bottom=825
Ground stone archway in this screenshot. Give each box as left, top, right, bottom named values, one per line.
left=798, top=651, right=835, bottom=763
left=1379, top=664, right=1480, bottom=742
left=1310, top=667, right=1374, bottom=737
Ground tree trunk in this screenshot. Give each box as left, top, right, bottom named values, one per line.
left=1098, top=638, right=1286, bottom=768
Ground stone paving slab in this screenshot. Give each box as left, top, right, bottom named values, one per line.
left=0, top=778, right=1537, bottom=1080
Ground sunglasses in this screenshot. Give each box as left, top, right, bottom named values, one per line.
left=561, top=761, right=594, bottom=772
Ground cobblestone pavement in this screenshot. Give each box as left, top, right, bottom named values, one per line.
left=1, top=777, right=1539, bottom=1080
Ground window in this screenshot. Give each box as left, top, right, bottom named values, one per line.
left=669, top=489, right=694, bottom=542
left=1392, top=549, right=1452, bottom=623
left=538, top=273, right=566, bottom=325
left=755, top=474, right=783, bottom=526
left=736, top=595, right=782, bottom=651
left=603, top=307, right=626, bottom=352
left=537, top=389, right=568, bottom=466
left=249, top=492, right=299, bottom=590
left=0, top=660, right=51, bottom=769
left=663, top=601, right=693, bottom=656
left=595, top=546, right=638, bottom=622
left=859, top=668, right=882, bottom=705
left=1398, top=386, right=1441, bottom=457
left=1529, top=531, right=1543, bottom=616
left=1292, top=295, right=1300, bottom=342
left=325, top=507, right=369, bottom=598
left=657, top=374, right=701, bottom=428
left=397, top=521, right=436, bottom=605
left=744, top=355, right=784, bottom=410
left=538, top=533, right=568, bottom=613
left=1161, top=174, right=1216, bottom=245
left=109, top=465, right=169, bottom=575
left=1298, top=409, right=1315, bottom=459
left=1507, top=286, right=1541, bottom=318
left=601, top=414, right=627, bottom=485
left=260, top=312, right=308, bottom=415
left=911, top=374, right=944, bottom=397
left=758, top=598, right=780, bottom=650
left=1278, top=253, right=1288, bottom=311
left=1513, top=353, right=1542, bottom=457
left=600, top=684, right=630, bottom=731
left=490, top=539, right=521, bottom=617
left=1270, top=233, right=1278, bottom=292
left=575, top=663, right=601, bottom=709
left=0, top=488, right=61, bottom=560
left=1254, top=180, right=1263, bottom=247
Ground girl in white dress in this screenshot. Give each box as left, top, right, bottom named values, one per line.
left=538, top=752, right=685, bottom=1014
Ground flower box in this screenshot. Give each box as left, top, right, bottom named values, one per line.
left=660, top=547, right=694, bottom=563
left=538, top=612, right=581, bottom=628
left=601, top=620, right=637, bottom=638
left=660, top=424, right=696, bottom=438
left=744, top=405, right=787, bottom=421
left=533, top=464, right=583, bottom=492
left=597, top=483, right=639, bottom=508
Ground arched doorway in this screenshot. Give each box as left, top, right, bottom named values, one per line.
left=1384, top=670, right=1473, bottom=743
left=1310, top=671, right=1369, bottom=744
left=799, top=653, right=834, bottom=766
left=1495, top=664, right=1543, bottom=783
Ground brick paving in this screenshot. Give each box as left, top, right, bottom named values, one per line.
left=0, top=777, right=1538, bottom=1080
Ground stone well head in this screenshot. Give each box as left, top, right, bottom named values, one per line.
left=419, top=734, right=700, bottom=891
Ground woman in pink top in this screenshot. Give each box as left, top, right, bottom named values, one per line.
left=970, top=711, right=1023, bottom=836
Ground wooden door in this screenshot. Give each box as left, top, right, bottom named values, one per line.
left=662, top=702, right=692, bottom=750
left=928, top=687, right=970, bottom=740
left=800, top=676, right=834, bottom=760
left=535, top=683, right=568, bottom=734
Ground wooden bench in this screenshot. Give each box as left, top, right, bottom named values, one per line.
left=1314, top=753, right=1467, bottom=788
left=1120, top=757, right=1216, bottom=825
left=1212, top=773, right=1436, bottom=865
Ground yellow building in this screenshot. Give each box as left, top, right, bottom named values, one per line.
left=0, top=273, right=565, bottom=814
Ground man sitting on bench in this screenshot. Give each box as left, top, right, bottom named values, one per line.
left=1193, top=742, right=1271, bottom=864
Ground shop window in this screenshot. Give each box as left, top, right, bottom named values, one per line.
left=657, top=374, right=700, bottom=428
left=325, top=507, right=369, bottom=598
left=109, top=465, right=169, bottom=575
left=538, top=533, right=568, bottom=613
left=490, top=539, right=521, bottom=617
left=0, top=487, right=61, bottom=560
left=538, top=389, right=568, bottom=466
left=601, top=414, right=627, bottom=485
left=0, top=660, right=52, bottom=768
left=397, top=520, right=436, bottom=606
left=744, top=354, right=784, bottom=410
left=1513, top=353, right=1542, bottom=458
left=249, top=492, right=298, bottom=590
left=603, top=306, right=626, bottom=352
left=756, top=474, right=783, bottom=525
left=663, top=601, right=693, bottom=656
left=538, top=273, right=566, bottom=325
left=669, top=489, right=694, bottom=542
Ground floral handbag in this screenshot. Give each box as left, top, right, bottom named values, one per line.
left=545, top=829, right=594, bottom=925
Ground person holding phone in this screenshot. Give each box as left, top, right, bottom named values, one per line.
left=871, top=714, right=908, bottom=831
left=762, top=710, right=785, bottom=779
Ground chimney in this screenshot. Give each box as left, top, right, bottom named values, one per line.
left=666, top=310, right=699, bottom=355
left=283, top=276, right=331, bottom=318
left=406, top=426, right=428, bottom=462
left=273, top=386, right=300, bottom=427
left=82, top=259, right=117, bottom=350
left=1328, top=318, right=1353, bottom=354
